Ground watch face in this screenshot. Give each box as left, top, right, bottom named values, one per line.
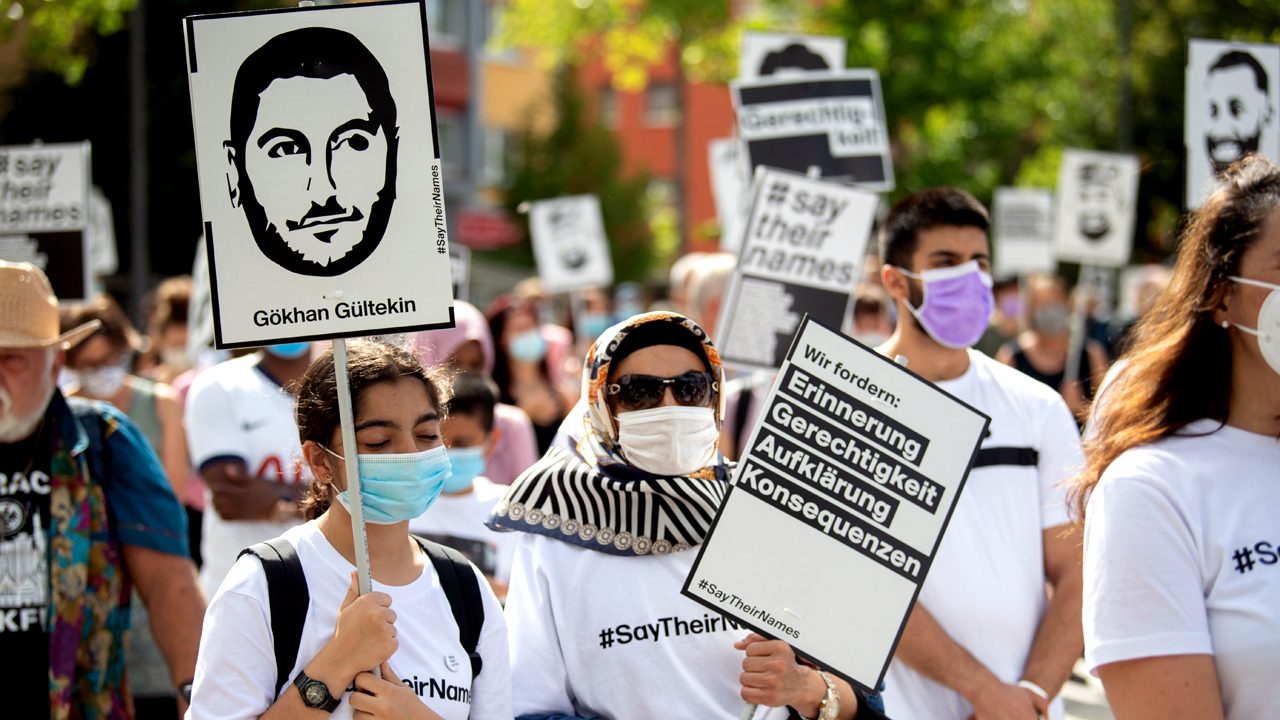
left=304, top=681, right=328, bottom=706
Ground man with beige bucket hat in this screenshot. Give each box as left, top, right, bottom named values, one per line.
left=0, top=260, right=204, bottom=719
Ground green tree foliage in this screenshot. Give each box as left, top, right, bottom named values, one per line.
left=498, top=68, right=655, bottom=283
left=0, top=0, right=137, bottom=85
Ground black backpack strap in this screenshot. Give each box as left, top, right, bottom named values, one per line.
left=414, top=536, right=485, bottom=678
left=239, top=539, right=309, bottom=697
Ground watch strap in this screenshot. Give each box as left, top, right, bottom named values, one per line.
left=292, top=669, right=341, bottom=712
left=817, top=671, right=840, bottom=720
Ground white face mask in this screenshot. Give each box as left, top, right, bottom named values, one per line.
left=74, top=363, right=129, bottom=398
left=616, top=405, right=719, bottom=476
left=1230, top=276, right=1280, bottom=375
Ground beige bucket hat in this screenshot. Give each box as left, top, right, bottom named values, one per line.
left=0, top=261, right=100, bottom=349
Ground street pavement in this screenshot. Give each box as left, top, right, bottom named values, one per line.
left=1063, top=659, right=1113, bottom=720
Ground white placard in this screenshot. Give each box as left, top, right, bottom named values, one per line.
left=708, top=138, right=748, bottom=253
left=86, top=186, right=118, bottom=276
left=992, top=187, right=1054, bottom=276
left=716, top=167, right=879, bottom=370
left=739, top=32, right=846, bottom=81
left=733, top=71, right=894, bottom=191
left=528, top=194, right=613, bottom=294
left=449, top=242, right=470, bottom=302
left=684, top=316, right=990, bottom=691
left=0, top=141, right=92, bottom=301
left=1052, top=149, right=1139, bottom=268
left=185, top=0, right=454, bottom=348
left=1185, top=39, right=1280, bottom=209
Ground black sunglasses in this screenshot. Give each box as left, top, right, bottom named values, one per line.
left=607, top=371, right=716, bottom=410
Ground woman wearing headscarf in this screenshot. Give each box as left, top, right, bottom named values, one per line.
left=411, top=300, right=540, bottom=485
left=493, top=312, right=883, bottom=720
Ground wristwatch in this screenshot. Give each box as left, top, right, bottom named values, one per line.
left=815, top=670, right=840, bottom=720
left=293, top=669, right=340, bottom=712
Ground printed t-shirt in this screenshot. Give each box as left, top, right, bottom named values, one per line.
left=188, top=520, right=511, bottom=720
left=185, top=354, right=308, bottom=596
left=408, top=477, right=519, bottom=584
left=1084, top=420, right=1280, bottom=719
left=505, top=534, right=789, bottom=720
left=882, top=350, right=1081, bottom=720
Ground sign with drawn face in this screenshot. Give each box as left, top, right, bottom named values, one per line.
left=991, top=187, right=1054, bottom=276
left=0, top=142, right=92, bottom=301
left=1185, top=39, right=1280, bottom=208
left=739, top=32, right=846, bottom=81
left=1052, top=150, right=1139, bottom=268
left=528, top=194, right=613, bottom=294
left=186, top=0, right=453, bottom=348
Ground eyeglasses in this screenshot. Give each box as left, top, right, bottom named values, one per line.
left=607, top=371, right=715, bottom=410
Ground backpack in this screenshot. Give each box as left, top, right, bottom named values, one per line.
left=239, top=535, right=485, bottom=697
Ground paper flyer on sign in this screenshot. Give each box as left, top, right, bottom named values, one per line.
left=708, top=138, right=748, bottom=253
left=716, top=166, right=878, bottom=370
left=1184, top=39, right=1280, bottom=209
left=528, top=194, right=614, bottom=294
left=683, top=316, right=990, bottom=690
left=733, top=71, right=894, bottom=191
left=185, top=0, right=455, bottom=348
left=1052, top=149, right=1140, bottom=268
left=992, top=187, right=1054, bottom=276
left=0, top=142, right=92, bottom=301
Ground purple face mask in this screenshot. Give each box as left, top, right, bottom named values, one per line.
left=896, top=260, right=994, bottom=349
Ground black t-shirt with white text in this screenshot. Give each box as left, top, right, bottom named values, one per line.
left=0, top=422, right=53, bottom=718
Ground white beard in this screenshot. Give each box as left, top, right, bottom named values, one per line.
left=0, top=381, right=52, bottom=443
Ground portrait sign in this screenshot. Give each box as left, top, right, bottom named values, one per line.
left=449, top=242, right=470, bottom=302
left=732, top=71, right=894, bottom=192
left=716, top=166, right=879, bottom=370
left=1051, top=149, right=1140, bottom=268
left=527, top=194, right=614, bottom=294
left=0, top=142, right=92, bottom=301
left=708, top=137, right=749, bottom=253
left=1185, top=39, right=1280, bottom=209
left=739, top=32, right=846, bottom=81
left=685, top=316, right=989, bottom=692
left=185, top=0, right=454, bottom=348
left=992, top=187, right=1054, bottom=276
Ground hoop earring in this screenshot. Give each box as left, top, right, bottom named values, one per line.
left=1221, top=320, right=1230, bottom=329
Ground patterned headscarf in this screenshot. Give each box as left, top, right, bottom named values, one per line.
left=489, top=312, right=731, bottom=555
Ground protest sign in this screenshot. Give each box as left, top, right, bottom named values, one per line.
left=716, top=166, right=878, bottom=370
left=1052, top=149, right=1139, bottom=268
left=528, top=194, right=613, bottom=294
left=1185, top=39, right=1280, bottom=209
left=684, top=316, right=989, bottom=690
left=0, top=142, right=92, bottom=301
left=450, top=243, right=470, bottom=302
left=732, top=71, right=894, bottom=191
left=992, top=187, right=1054, bottom=276
left=708, top=138, right=748, bottom=253
left=185, top=0, right=454, bottom=348
left=739, top=32, right=846, bottom=81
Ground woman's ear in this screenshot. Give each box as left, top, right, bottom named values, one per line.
left=302, top=440, right=339, bottom=488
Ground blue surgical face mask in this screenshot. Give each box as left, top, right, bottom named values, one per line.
left=266, top=342, right=311, bottom=360
left=322, top=444, right=452, bottom=524
left=580, top=313, right=612, bottom=342
left=443, top=445, right=485, bottom=493
left=508, top=329, right=548, bottom=362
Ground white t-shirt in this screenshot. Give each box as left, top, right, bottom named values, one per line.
left=409, top=477, right=519, bottom=584
left=882, top=351, right=1082, bottom=720
left=185, top=354, right=309, bottom=596
left=1083, top=420, right=1280, bottom=719
left=505, top=534, right=790, bottom=720
left=188, top=521, right=511, bottom=720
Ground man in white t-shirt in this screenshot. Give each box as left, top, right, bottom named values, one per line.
left=410, top=373, right=518, bottom=598
left=874, top=188, right=1085, bottom=720
left=185, top=344, right=313, bottom=595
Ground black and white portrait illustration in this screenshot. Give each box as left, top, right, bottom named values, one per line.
left=1053, top=149, right=1139, bottom=268
left=186, top=0, right=455, bottom=348
left=224, top=27, right=399, bottom=277
left=1185, top=39, right=1280, bottom=208
left=528, top=194, right=614, bottom=294
left=739, top=32, right=845, bottom=81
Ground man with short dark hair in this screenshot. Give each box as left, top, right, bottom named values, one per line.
left=223, top=26, right=399, bottom=277
left=875, top=189, right=1085, bottom=720
left=0, top=261, right=203, bottom=718
left=1203, top=49, right=1273, bottom=175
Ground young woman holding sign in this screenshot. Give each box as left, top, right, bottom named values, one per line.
left=1074, top=155, right=1280, bottom=719
left=492, top=312, right=885, bottom=720
left=188, top=340, right=511, bottom=719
